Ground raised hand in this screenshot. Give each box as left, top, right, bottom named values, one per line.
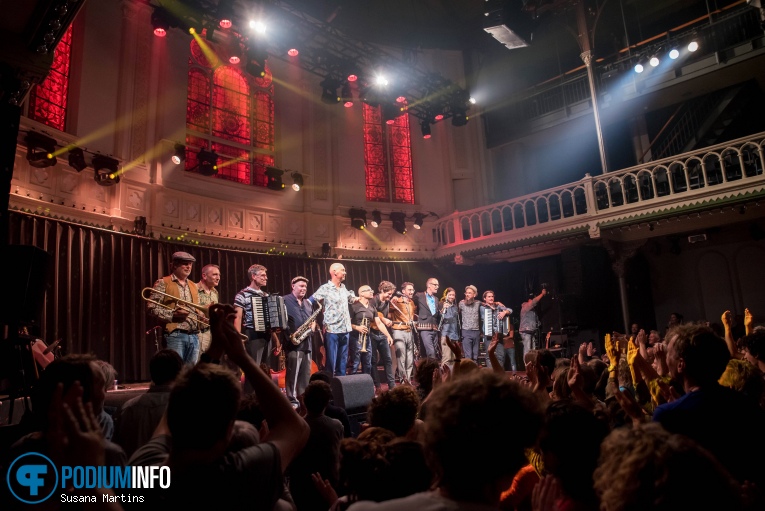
left=525, top=360, right=539, bottom=386
left=614, top=387, right=646, bottom=425
left=586, top=341, right=595, bottom=357
left=636, top=329, right=647, bottom=345
left=744, top=308, right=754, bottom=335
left=444, top=337, right=463, bottom=360
left=532, top=475, right=561, bottom=511
left=488, top=333, right=499, bottom=353
left=627, top=339, right=640, bottom=366
left=579, top=343, right=587, bottom=356
left=311, top=472, right=339, bottom=506
left=721, top=310, right=733, bottom=329
left=605, top=333, right=619, bottom=369
left=568, top=354, right=583, bottom=391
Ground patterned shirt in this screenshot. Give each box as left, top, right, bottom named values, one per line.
left=459, top=300, right=481, bottom=331
left=311, top=281, right=356, bottom=333
left=520, top=297, right=542, bottom=332
left=197, top=284, right=219, bottom=308
left=234, top=286, right=267, bottom=330
left=148, top=274, right=199, bottom=331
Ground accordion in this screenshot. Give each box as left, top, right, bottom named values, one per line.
left=482, top=307, right=511, bottom=337
left=251, top=295, right=289, bottom=332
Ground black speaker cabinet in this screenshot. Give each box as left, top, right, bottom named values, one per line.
left=330, top=373, right=375, bottom=415
left=2, top=245, right=49, bottom=326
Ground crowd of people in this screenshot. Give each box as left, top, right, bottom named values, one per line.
left=2, top=253, right=765, bottom=510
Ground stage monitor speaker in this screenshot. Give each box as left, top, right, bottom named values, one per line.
left=1, top=245, right=49, bottom=326
left=330, top=373, right=375, bottom=415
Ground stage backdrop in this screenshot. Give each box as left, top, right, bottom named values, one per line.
left=8, top=211, right=621, bottom=380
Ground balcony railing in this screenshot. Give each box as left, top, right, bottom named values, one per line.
left=435, top=132, right=765, bottom=254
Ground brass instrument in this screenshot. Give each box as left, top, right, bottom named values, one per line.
left=289, top=302, right=323, bottom=345
left=142, top=287, right=210, bottom=328
left=359, top=317, right=370, bottom=353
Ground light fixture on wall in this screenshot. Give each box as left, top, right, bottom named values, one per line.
left=93, top=155, right=120, bottom=186
left=420, top=120, right=431, bottom=139
left=197, top=149, right=219, bottom=176
left=265, top=166, right=285, bottom=190
left=172, top=144, right=185, bottom=165
left=25, top=132, right=57, bottom=168
left=290, top=172, right=304, bottom=191
left=68, top=147, right=87, bottom=172
left=412, top=212, right=426, bottom=229
left=349, top=208, right=367, bottom=230
left=390, top=212, right=407, bottom=235
left=151, top=7, right=171, bottom=37
left=320, top=77, right=341, bottom=104
left=370, top=210, right=382, bottom=228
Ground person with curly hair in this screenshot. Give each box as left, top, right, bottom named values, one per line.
left=367, top=385, right=421, bottom=438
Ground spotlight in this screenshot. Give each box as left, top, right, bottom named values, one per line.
left=347, top=74, right=358, bottom=82
left=265, top=166, right=285, bottom=190
left=249, top=20, right=266, bottom=34
left=413, top=213, right=426, bottom=229
left=390, top=212, right=407, bottom=235
left=151, top=8, right=170, bottom=37
left=68, top=147, right=87, bottom=172
left=218, top=1, right=234, bottom=29
left=370, top=210, right=382, bottom=228
left=320, top=77, right=341, bottom=104
left=228, top=40, right=242, bottom=64
left=396, top=96, right=406, bottom=103
left=134, top=216, right=147, bottom=236
left=634, top=58, right=645, bottom=73
left=350, top=208, right=367, bottom=230
left=287, top=48, right=299, bottom=57
left=92, top=155, right=120, bottom=186
left=688, top=40, right=699, bottom=52
left=197, top=149, right=218, bottom=176
left=468, top=96, right=477, bottom=104
left=374, top=75, right=389, bottom=86
left=172, top=144, right=185, bottom=165
left=420, top=120, right=431, bottom=139
left=669, top=48, right=679, bottom=60
left=341, top=83, right=353, bottom=107
left=245, top=44, right=268, bottom=78
left=382, top=103, right=402, bottom=124
left=451, top=109, right=468, bottom=127
left=435, top=113, right=444, bottom=121
left=649, top=55, right=660, bottom=67
left=290, top=172, right=303, bottom=191
left=321, top=242, right=331, bottom=257
left=25, top=132, right=57, bottom=168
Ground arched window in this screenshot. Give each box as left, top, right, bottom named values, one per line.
left=362, top=103, right=414, bottom=204
left=28, top=25, right=73, bottom=131
left=186, top=38, right=274, bottom=187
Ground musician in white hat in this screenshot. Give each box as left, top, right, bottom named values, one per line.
left=147, top=251, right=201, bottom=365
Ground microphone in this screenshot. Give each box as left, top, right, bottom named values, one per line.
left=43, top=339, right=61, bottom=355
left=146, top=325, right=162, bottom=335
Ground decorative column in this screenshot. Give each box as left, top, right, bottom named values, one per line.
left=605, top=240, right=644, bottom=334
left=577, top=1, right=608, bottom=174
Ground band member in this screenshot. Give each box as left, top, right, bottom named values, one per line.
left=413, top=278, right=441, bottom=359
left=147, top=251, right=202, bottom=365
left=439, top=287, right=460, bottom=368
left=389, top=282, right=416, bottom=383
left=369, top=281, right=396, bottom=392
left=234, top=264, right=279, bottom=391
left=349, top=285, right=376, bottom=377
left=283, top=276, right=314, bottom=409
left=310, top=263, right=357, bottom=377
left=196, top=263, right=220, bottom=357
left=459, top=285, right=481, bottom=362
left=520, top=288, right=547, bottom=356
left=479, top=290, right=512, bottom=369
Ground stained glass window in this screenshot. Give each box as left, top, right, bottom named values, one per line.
left=186, top=38, right=275, bottom=187
left=28, top=25, right=73, bottom=131
left=362, top=103, right=414, bottom=204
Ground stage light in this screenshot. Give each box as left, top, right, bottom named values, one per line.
left=25, top=132, right=57, bottom=168
left=390, top=212, right=407, bottom=235
left=469, top=96, right=477, bottom=104
left=290, top=172, right=303, bottom=191
left=218, top=0, right=234, bottom=29
left=669, top=48, right=679, bottom=60
left=341, top=83, right=353, bottom=107
left=452, top=110, right=468, bottom=127
left=172, top=144, right=185, bottom=165
left=265, top=166, right=285, bottom=190
left=219, top=19, right=232, bottom=29
left=374, top=75, right=389, bottom=86
left=370, top=210, right=382, bottom=228
left=93, top=155, right=120, bottom=186
left=382, top=103, right=402, bottom=125
left=245, top=44, right=267, bottom=78
left=435, top=113, right=444, bottom=121
left=197, top=149, right=218, bottom=176
left=151, top=8, right=170, bottom=37
left=249, top=20, right=266, bottom=34
left=347, top=74, right=358, bottom=82
left=649, top=55, right=659, bottom=67
left=413, top=213, right=426, bottom=229
left=349, top=208, right=367, bottom=230
left=68, top=147, right=87, bottom=172
left=420, top=120, right=431, bottom=139
left=228, top=40, right=242, bottom=64
left=688, top=40, right=699, bottom=52
left=634, top=62, right=644, bottom=73
left=396, top=96, right=406, bottom=103
left=288, top=48, right=299, bottom=57
left=320, top=78, right=341, bottom=104
left=321, top=242, right=331, bottom=257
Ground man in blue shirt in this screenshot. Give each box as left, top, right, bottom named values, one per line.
left=413, top=278, right=440, bottom=359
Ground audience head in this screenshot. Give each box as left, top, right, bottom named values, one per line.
left=536, top=349, right=556, bottom=378
left=367, top=385, right=420, bottom=437
left=303, top=380, right=332, bottom=416
left=167, top=363, right=241, bottom=451
left=718, top=359, right=764, bottom=405
left=594, top=423, right=742, bottom=511
left=741, top=331, right=765, bottom=368
left=32, top=354, right=98, bottom=429
left=666, top=324, right=730, bottom=386
left=149, top=348, right=183, bottom=386
left=423, top=371, right=543, bottom=505
left=414, top=357, right=439, bottom=397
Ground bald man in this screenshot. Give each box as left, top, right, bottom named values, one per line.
left=310, top=263, right=358, bottom=377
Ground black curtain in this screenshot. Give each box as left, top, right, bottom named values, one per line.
left=7, top=211, right=441, bottom=381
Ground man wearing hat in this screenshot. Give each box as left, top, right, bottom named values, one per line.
left=519, top=288, right=547, bottom=358
left=147, top=251, right=203, bottom=365
left=282, top=276, right=315, bottom=408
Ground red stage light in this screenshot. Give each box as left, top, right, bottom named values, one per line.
left=219, top=19, right=232, bottom=29
left=347, top=74, right=358, bottom=82
left=288, top=48, right=299, bottom=57
left=423, top=134, right=431, bottom=139
left=229, top=56, right=240, bottom=64
left=396, top=96, right=406, bottom=103
left=154, top=27, right=167, bottom=37
left=435, top=114, right=444, bottom=121
left=344, top=101, right=354, bottom=108
left=386, top=119, right=395, bottom=125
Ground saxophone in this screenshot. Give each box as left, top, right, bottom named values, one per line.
left=289, top=302, right=323, bottom=345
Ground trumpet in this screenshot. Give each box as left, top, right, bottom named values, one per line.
left=141, top=287, right=210, bottom=328
left=359, top=317, right=370, bottom=353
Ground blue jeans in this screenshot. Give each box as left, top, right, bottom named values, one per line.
left=325, top=332, right=349, bottom=377
left=495, top=345, right=517, bottom=371
left=165, top=331, right=199, bottom=366
left=462, top=330, right=480, bottom=361
left=349, top=331, right=373, bottom=375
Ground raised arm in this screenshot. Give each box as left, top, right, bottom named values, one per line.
left=721, top=310, right=739, bottom=358
left=744, top=308, right=754, bottom=336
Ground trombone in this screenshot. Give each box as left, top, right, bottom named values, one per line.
left=141, top=287, right=210, bottom=328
